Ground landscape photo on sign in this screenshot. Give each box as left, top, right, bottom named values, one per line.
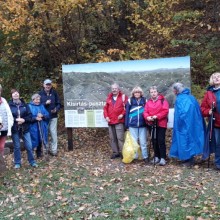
left=62, top=56, right=190, bottom=127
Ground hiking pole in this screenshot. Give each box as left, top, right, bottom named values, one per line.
left=0, top=154, right=7, bottom=174
left=208, top=102, right=215, bottom=168
left=148, top=126, right=152, bottom=162
left=152, top=119, right=157, bottom=166
left=137, top=128, right=140, bottom=160
left=38, top=121, right=49, bottom=162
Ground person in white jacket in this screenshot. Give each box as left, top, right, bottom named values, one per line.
left=0, top=84, right=14, bottom=156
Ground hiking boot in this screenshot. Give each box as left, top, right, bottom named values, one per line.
left=215, top=164, right=220, bottom=170
left=31, top=163, right=38, bottom=168
left=151, top=157, right=160, bottom=164
left=49, top=152, right=57, bottom=157
left=110, top=153, right=120, bottom=159
left=159, top=158, right=166, bottom=166
left=37, top=154, right=42, bottom=158
left=182, top=159, right=194, bottom=167
left=119, top=152, right=123, bottom=159
left=14, top=164, right=21, bottom=169
left=143, top=158, right=149, bottom=164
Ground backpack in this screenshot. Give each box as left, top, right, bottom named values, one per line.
left=161, top=98, right=169, bottom=122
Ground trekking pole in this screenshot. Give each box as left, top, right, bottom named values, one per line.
left=0, top=154, right=7, bottom=174
left=148, top=126, right=152, bottom=162
left=38, top=121, right=49, bottom=162
left=152, top=119, right=157, bottom=166
left=208, top=102, right=215, bottom=168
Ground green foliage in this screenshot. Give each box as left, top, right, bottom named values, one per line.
left=173, top=10, right=203, bottom=22
left=191, top=83, right=206, bottom=101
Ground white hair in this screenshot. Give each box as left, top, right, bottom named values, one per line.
left=111, top=83, right=119, bottom=89
left=149, top=86, right=158, bottom=92
left=31, top=93, right=41, bottom=101
left=209, top=72, right=220, bottom=86
left=172, top=82, right=185, bottom=94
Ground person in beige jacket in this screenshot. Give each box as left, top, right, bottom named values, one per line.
left=0, top=84, right=14, bottom=156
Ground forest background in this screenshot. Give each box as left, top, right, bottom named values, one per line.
left=0, top=0, right=220, bottom=102
left=1, top=1, right=220, bottom=219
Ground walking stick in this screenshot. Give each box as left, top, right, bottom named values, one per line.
left=208, top=102, right=215, bottom=168
left=153, top=119, right=157, bottom=166
left=148, top=125, right=152, bottom=162
left=0, top=154, right=7, bottom=174
left=38, top=121, right=49, bottom=162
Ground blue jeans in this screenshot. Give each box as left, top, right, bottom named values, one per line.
left=12, top=131, right=35, bottom=165
left=214, top=128, right=220, bottom=165
left=129, top=127, right=148, bottom=159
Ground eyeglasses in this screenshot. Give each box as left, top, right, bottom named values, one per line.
left=213, top=75, right=220, bottom=79
left=134, top=91, right=141, bottom=93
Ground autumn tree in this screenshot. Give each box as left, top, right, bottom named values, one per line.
left=0, top=0, right=220, bottom=98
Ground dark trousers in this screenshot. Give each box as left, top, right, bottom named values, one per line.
left=150, top=126, right=166, bottom=159
left=36, top=144, right=42, bottom=157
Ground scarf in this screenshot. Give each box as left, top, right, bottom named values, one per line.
left=213, top=88, right=220, bottom=113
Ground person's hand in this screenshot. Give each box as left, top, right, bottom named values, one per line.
left=147, top=116, right=154, bottom=121
left=51, top=108, right=57, bottom=113
left=16, top=118, right=25, bottom=124
left=209, top=109, right=213, bottom=115
left=37, top=113, right=43, bottom=118
left=106, top=117, right=110, bottom=122
left=152, top=115, right=157, bottom=119
left=118, top=114, right=123, bottom=120
left=46, top=100, right=51, bottom=105
left=36, top=116, right=42, bottom=121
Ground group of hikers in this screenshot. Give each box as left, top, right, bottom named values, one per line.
left=1, top=72, right=220, bottom=170
left=0, top=79, right=61, bottom=169
left=103, top=72, right=220, bottom=170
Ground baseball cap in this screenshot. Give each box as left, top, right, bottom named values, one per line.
left=44, top=79, right=52, bottom=84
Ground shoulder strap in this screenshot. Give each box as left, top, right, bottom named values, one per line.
left=122, top=94, right=125, bottom=103
left=160, top=98, right=169, bottom=121
left=122, top=94, right=126, bottom=107
left=127, top=97, right=131, bottom=105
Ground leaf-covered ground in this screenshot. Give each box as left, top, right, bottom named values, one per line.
left=0, top=128, right=220, bottom=220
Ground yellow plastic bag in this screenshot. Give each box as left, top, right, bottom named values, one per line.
left=122, top=131, right=142, bottom=164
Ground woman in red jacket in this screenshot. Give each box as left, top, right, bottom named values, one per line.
left=143, top=86, right=169, bottom=166
left=201, top=72, right=220, bottom=170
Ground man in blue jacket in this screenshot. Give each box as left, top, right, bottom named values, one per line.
left=39, top=79, right=61, bottom=156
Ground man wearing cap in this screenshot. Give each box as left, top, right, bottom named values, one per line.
left=39, top=79, right=61, bottom=156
